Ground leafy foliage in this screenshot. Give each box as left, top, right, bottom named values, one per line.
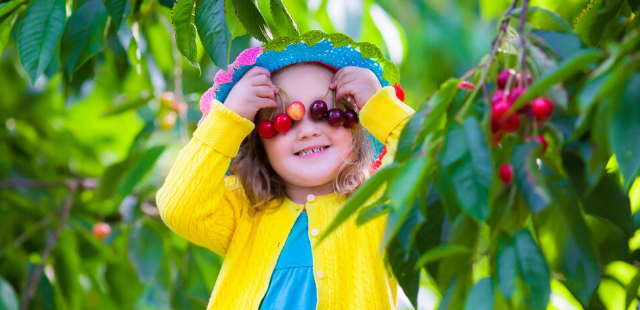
left=1, top=0, right=639, bottom=309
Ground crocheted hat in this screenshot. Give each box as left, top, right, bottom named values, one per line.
left=198, top=30, right=404, bottom=170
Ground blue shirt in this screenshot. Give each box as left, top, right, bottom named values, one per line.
left=259, top=212, right=318, bottom=310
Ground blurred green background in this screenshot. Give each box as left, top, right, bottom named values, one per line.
left=0, top=0, right=624, bottom=309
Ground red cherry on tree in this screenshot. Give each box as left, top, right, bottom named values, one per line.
left=497, top=69, right=516, bottom=90
left=258, top=119, right=277, bottom=139
left=531, top=97, right=554, bottom=122
left=343, top=109, right=359, bottom=129
left=326, top=109, right=345, bottom=126
left=492, top=89, right=505, bottom=105
left=499, top=164, right=514, bottom=185
left=287, top=101, right=305, bottom=121
left=273, top=113, right=292, bottom=133
left=501, top=113, right=521, bottom=133
left=491, top=99, right=511, bottom=123
left=310, top=100, right=328, bottom=119
left=92, top=222, right=112, bottom=241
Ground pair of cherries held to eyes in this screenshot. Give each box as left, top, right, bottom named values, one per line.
left=257, top=87, right=359, bottom=139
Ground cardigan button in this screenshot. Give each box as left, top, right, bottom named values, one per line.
left=310, top=228, right=319, bottom=237
left=315, top=270, right=324, bottom=279
left=306, top=194, right=315, bottom=202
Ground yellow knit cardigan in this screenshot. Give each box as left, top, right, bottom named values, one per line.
left=156, top=86, right=415, bottom=310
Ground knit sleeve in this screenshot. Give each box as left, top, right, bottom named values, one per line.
left=359, top=86, right=415, bottom=165
left=155, top=100, right=255, bottom=256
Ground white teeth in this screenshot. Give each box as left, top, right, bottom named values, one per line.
left=297, top=146, right=327, bottom=156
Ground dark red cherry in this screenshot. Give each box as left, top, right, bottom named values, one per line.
left=326, top=109, right=345, bottom=126
left=310, top=100, right=328, bottom=119
left=343, top=109, right=359, bottom=129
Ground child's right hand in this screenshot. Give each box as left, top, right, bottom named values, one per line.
left=224, top=66, right=279, bottom=122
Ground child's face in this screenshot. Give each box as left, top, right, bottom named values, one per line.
left=256, top=63, right=354, bottom=192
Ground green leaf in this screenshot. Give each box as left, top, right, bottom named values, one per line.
left=231, top=0, right=272, bottom=42
left=269, top=0, right=298, bottom=38
left=510, top=6, right=572, bottom=32
left=513, top=49, right=605, bottom=111
left=224, top=0, right=245, bottom=40
left=172, top=0, right=200, bottom=70
left=128, top=220, right=164, bottom=283
left=531, top=30, right=583, bottom=62
left=609, top=73, right=640, bottom=191
left=386, top=202, right=423, bottom=309
left=463, top=277, right=494, bottom=310
left=545, top=172, right=601, bottom=303
left=316, top=163, right=399, bottom=245
left=0, top=6, right=22, bottom=54
left=17, top=0, right=65, bottom=83
left=414, top=245, right=469, bottom=270
left=104, top=0, right=130, bottom=29
left=115, top=145, right=166, bottom=205
left=574, top=0, right=626, bottom=47
left=0, top=276, right=19, bottom=310
left=526, top=41, right=567, bottom=110
left=511, top=142, right=551, bottom=213
left=514, top=229, right=550, bottom=310
left=563, top=151, right=633, bottom=237
left=0, top=0, right=24, bottom=20
left=437, top=214, right=478, bottom=292
left=625, top=270, right=640, bottom=310
left=196, top=0, right=229, bottom=67
left=438, top=116, right=492, bottom=222
left=356, top=200, right=389, bottom=226
left=396, top=78, right=457, bottom=163
left=61, top=0, right=109, bottom=76
left=496, top=234, right=517, bottom=299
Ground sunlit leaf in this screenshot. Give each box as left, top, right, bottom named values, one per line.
left=510, top=6, right=573, bottom=32
left=231, top=0, right=272, bottom=42
left=269, top=0, right=298, bottom=38
left=172, top=0, right=200, bottom=70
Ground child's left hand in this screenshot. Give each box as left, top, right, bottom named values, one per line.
left=330, top=66, right=382, bottom=111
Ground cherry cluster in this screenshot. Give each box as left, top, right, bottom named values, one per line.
left=491, top=69, right=554, bottom=185
left=490, top=69, right=554, bottom=144
left=257, top=87, right=359, bottom=139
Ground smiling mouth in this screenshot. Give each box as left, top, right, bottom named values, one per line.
left=295, top=146, right=330, bottom=156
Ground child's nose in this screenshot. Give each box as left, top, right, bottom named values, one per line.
left=295, top=116, right=321, bottom=140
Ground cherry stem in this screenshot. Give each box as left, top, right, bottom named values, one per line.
left=274, top=86, right=291, bottom=112
left=322, top=87, right=331, bottom=101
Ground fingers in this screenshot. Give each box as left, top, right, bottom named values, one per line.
left=335, top=81, right=356, bottom=104
left=331, top=66, right=358, bottom=89
left=256, top=97, right=278, bottom=110
left=254, top=85, right=275, bottom=99
left=244, top=66, right=271, bottom=78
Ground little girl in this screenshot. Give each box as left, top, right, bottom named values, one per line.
left=156, top=37, right=415, bottom=310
